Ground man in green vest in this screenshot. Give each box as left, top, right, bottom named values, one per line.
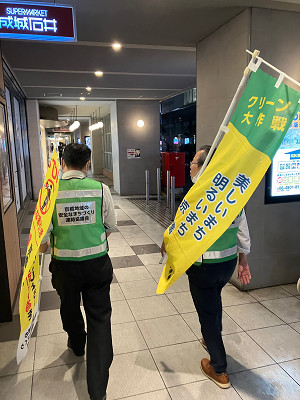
left=162, top=145, right=251, bottom=389
left=40, top=143, right=116, bottom=400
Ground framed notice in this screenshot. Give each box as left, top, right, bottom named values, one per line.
left=0, top=103, right=13, bottom=211
left=266, top=110, right=300, bottom=203
left=127, top=148, right=141, bottom=159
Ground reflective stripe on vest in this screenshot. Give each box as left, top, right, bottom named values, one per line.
left=202, top=245, right=237, bottom=260
left=56, top=189, right=102, bottom=199
left=53, top=242, right=107, bottom=258
left=195, top=211, right=243, bottom=264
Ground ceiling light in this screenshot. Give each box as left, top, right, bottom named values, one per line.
left=97, top=121, right=104, bottom=129
left=137, top=120, right=144, bottom=128
left=80, top=97, right=85, bottom=101
left=86, top=87, right=92, bottom=92
left=112, top=42, right=122, bottom=51
left=69, top=120, right=80, bottom=132
left=95, top=71, right=103, bottom=77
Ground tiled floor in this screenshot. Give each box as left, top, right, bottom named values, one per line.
left=1, top=178, right=300, bottom=400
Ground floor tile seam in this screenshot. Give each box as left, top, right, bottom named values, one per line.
left=113, top=280, right=155, bottom=286
left=243, top=330, right=280, bottom=364
left=244, top=322, right=292, bottom=334
left=161, top=294, right=193, bottom=316
left=33, top=359, right=85, bottom=373
left=277, top=362, right=300, bottom=387
left=175, top=312, right=200, bottom=340
left=223, top=299, right=287, bottom=310
left=228, top=361, right=287, bottom=378
left=124, top=233, right=155, bottom=246
left=232, top=292, right=294, bottom=303
left=158, top=375, right=209, bottom=389
left=289, top=323, right=300, bottom=334
left=121, top=311, right=189, bottom=325
left=221, top=309, right=245, bottom=333
left=35, top=330, right=64, bottom=338
left=158, top=377, right=216, bottom=392
left=119, top=293, right=175, bottom=301
left=256, top=297, right=296, bottom=325
left=279, top=356, right=300, bottom=365
left=116, top=282, right=170, bottom=394
left=231, top=386, right=244, bottom=400
left=224, top=309, right=288, bottom=331
left=112, top=388, right=172, bottom=400
left=280, top=286, right=299, bottom=296
left=0, top=369, right=34, bottom=381
left=148, top=338, right=202, bottom=353
left=145, top=337, right=200, bottom=351
left=0, top=368, right=34, bottom=380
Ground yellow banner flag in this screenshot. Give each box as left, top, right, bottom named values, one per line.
left=157, top=68, right=300, bottom=294
left=17, top=152, right=59, bottom=364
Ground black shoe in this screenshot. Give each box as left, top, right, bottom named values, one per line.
left=67, top=338, right=85, bottom=357
left=90, top=395, right=106, bottom=400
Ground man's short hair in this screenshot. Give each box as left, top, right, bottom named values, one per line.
left=197, top=145, right=211, bottom=167
left=62, top=143, right=91, bottom=169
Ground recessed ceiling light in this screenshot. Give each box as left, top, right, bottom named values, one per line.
left=86, top=87, right=92, bottom=92
left=80, top=97, right=85, bottom=101
left=137, top=120, right=144, bottom=128
left=95, top=71, right=103, bottom=77
left=112, top=42, right=122, bottom=51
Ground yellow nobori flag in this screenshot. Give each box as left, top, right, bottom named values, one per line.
left=17, top=151, right=60, bottom=364
left=157, top=68, right=300, bottom=294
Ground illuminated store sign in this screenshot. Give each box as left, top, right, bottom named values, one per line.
left=0, top=2, right=76, bottom=42
left=266, top=110, right=300, bottom=203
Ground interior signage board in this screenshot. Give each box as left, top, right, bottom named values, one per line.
left=0, top=2, right=76, bottom=42
left=267, top=110, right=300, bottom=202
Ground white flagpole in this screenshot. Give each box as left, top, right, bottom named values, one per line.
left=246, top=49, right=300, bottom=89
left=198, top=49, right=261, bottom=179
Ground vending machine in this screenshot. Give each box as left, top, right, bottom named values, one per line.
left=161, top=152, right=185, bottom=188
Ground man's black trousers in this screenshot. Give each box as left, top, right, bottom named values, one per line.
left=186, top=258, right=237, bottom=373
left=51, top=253, right=113, bottom=400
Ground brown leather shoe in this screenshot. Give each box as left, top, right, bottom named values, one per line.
left=200, top=358, right=231, bottom=389
left=200, top=338, right=208, bottom=352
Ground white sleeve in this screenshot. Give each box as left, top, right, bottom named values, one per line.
left=237, top=209, right=251, bottom=255
left=102, top=184, right=117, bottom=232
left=41, top=221, right=53, bottom=244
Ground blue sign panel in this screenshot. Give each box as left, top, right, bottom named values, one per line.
left=267, top=110, right=300, bottom=202
left=0, top=2, right=76, bottom=42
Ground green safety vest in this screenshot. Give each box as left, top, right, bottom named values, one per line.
left=194, top=212, right=243, bottom=265
left=51, top=177, right=107, bottom=261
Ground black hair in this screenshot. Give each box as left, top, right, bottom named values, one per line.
left=62, top=143, right=91, bottom=169
left=196, top=145, right=211, bottom=167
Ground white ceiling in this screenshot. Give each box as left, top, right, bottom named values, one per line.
left=2, top=0, right=300, bottom=122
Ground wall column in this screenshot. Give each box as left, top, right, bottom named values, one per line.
left=26, top=100, right=44, bottom=200
left=196, top=8, right=300, bottom=289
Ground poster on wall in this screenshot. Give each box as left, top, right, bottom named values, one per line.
left=84, top=136, right=91, bottom=148
left=0, top=103, right=13, bottom=211
left=127, top=148, right=141, bottom=159
left=266, top=110, right=300, bottom=202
